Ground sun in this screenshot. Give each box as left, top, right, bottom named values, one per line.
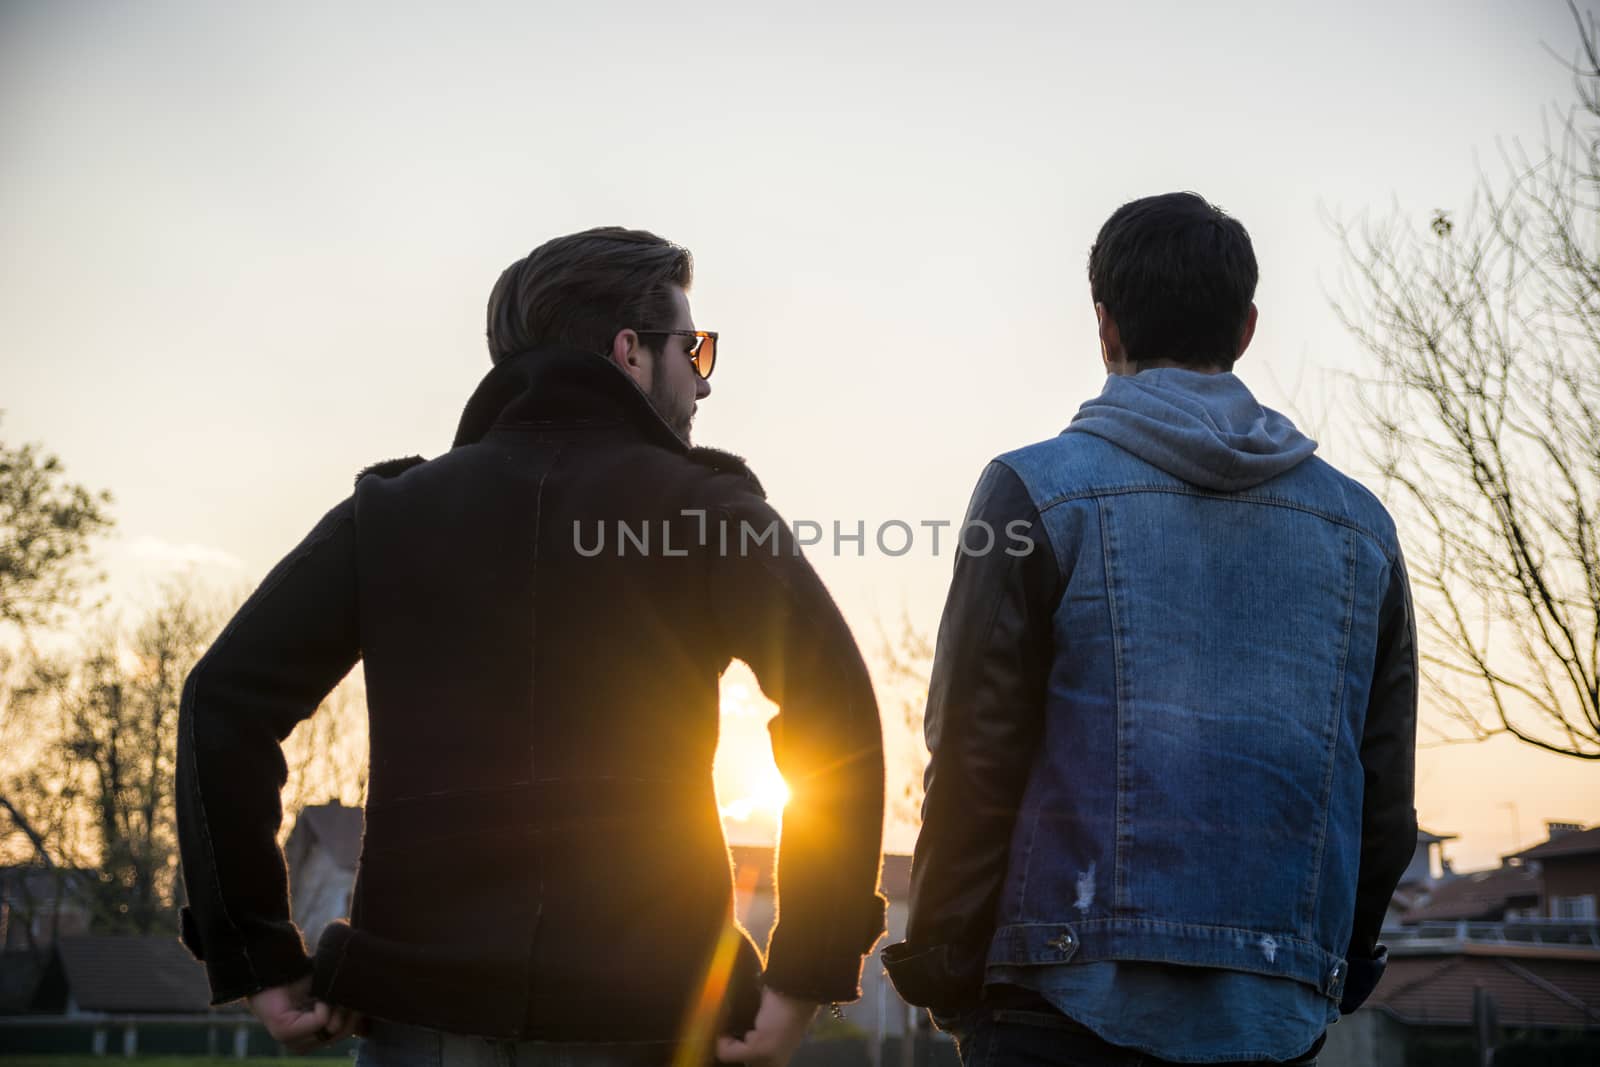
left=749, top=763, right=791, bottom=814
left=716, top=663, right=792, bottom=825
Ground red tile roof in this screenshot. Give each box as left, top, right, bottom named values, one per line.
left=1370, top=953, right=1600, bottom=1029
left=1402, top=865, right=1542, bottom=922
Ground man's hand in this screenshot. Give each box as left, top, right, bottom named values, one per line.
left=246, top=974, right=363, bottom=1055
left=716, top=988, right=819, bottom=1066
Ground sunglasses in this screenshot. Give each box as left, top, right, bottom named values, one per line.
left=636, top=329, right=717, bottom=380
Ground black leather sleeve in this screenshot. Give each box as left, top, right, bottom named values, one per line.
left=1341, top=549, right=1418, bottom=1013
left=882, top=461, right=1060, bottom=1016
left=175, top=498, right=362, bottom=1004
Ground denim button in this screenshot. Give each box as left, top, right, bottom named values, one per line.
left=1045, top=930, right=1075, bottom=954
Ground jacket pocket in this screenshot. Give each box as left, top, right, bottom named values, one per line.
left=882, top=940, right=985, bottom=1017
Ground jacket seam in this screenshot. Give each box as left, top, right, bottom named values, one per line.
left=990, top=919, right=1339, bottom=970
left=1030, top=484, right=1396, bottom=561
left=994, top=918, right=1335, bottom=941
left=1013, top=806, right=1043, bottom=921
left=518, top=441, right=561, bottom=1027
left=1096, top=500, right=1131, bottom=915
left=526, top=444, right=562, bottom=778
left=1299, top=529, right=1358, bottom=933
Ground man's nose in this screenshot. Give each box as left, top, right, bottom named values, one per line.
left=695, top=377, right=712, bottom=400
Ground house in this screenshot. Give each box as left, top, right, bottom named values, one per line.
left=0, top=866, right=92, bottom=953
left=37, top=935, right=214, bottom=1016
left=283, top=801, right=363, bottom=947
left=0, top=935, right=260, bottom=1057
left=0, top=866, right=95, bottom=1017
left=1322, top=945, right=1600, bottom=1065
left=1515, top=823, right=1600, bottom=920
left=1366, top=952, right=1600, bottom=1031
left=1321, top=821, right=1600, bottom=1064
left=1400, top=863, right=1541, bottom=924
left=1399, top=828, right=1457, bottom=888
left=1383, top=828, right=1458, bottom=928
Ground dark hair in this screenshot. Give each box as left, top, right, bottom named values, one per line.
left=1087, top=192, right=1257, bottom=370
left=485, top=227, right=693, bottom=364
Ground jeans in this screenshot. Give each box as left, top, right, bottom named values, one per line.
left=355, top=1020, right=686, bottom=1067
left=950, top=989, right=1321, bottom=1067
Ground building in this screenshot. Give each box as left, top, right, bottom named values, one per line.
left=0, top=866, right=92, bottom=954
left=283, top=801, right=364, bottom=947
left=1384, top=829, right=1457, bottom=927
left=1400, top=863, right=1541, bottom=924
left=0, top=866, right=95, bottom=1018
left=1515, top=823, right=1600, bottom=920
left=0, top=935, right=276, bottom=1057
left=1320, top=821, right=1600, bottom=1064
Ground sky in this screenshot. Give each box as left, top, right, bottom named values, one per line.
left=2, top=0, right=1595, bottom=869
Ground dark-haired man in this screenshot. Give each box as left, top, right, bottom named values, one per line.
left=884, top=193, right=1417, bottom=1065
left=176, top=227, right=887, bottom=1066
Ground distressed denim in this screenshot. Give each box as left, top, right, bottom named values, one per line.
left=989, top=431, right=1403, bottom=1000
left=887, top=371, right=1415, bottom=1062
left=355, top=1019, right=686, bottom=1067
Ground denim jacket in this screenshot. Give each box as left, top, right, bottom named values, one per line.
left=884, top=370, right=1417, bottom=1030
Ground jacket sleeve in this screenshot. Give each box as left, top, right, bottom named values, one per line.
left=175, top=497, right=362, bottom=1004
left=705, top=488, right=887, bottom=1004
left=881, top=461, right=1059, bottom=1017
left=1341, top=549, right=1418, bottom=1013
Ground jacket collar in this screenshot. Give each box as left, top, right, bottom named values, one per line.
left=451, top=346, right=687, bottom=454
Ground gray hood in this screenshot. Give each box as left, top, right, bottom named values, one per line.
left=1064, top=369, right=1316, bottom=491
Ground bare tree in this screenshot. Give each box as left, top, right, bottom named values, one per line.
left=4, top=586, right=214, bottom=932
left=2, top=581, right=372, bottom=938
left=877, top=612, right=935, bottom=826
left=280, top=674, right=370, bottom=835
left=1331, top=2, right=1600, bottom=758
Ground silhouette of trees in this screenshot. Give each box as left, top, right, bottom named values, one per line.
left=1333, top=2, right=1600, bottom=758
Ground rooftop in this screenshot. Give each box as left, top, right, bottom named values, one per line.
left=50, top=936, right=231, bottom=1015
left=285, top=802, right=363, bottom=870
left=1516, top=825, right=1600, bottom=862
left=1402, top=865, right=1542, bottom=923
left=1369, top=953, right=1600, bottom=1030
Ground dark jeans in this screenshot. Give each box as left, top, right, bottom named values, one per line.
left=950, top=989, right=1321, bottom=1067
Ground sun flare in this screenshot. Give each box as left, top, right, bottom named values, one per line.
left=715, top=664, right=791, bottom=826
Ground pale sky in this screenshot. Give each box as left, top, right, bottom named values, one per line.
left=2, top=0, right=1594, bottom=868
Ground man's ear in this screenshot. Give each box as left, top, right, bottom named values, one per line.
left=1096, top=303, right=1125, bottom=373
left=608, top=328, right=650, bottom=389
left=1234, top=303, right=1259, bottom=363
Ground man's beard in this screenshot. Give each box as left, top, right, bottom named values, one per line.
left=647, top=376, right=692, bottom=444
